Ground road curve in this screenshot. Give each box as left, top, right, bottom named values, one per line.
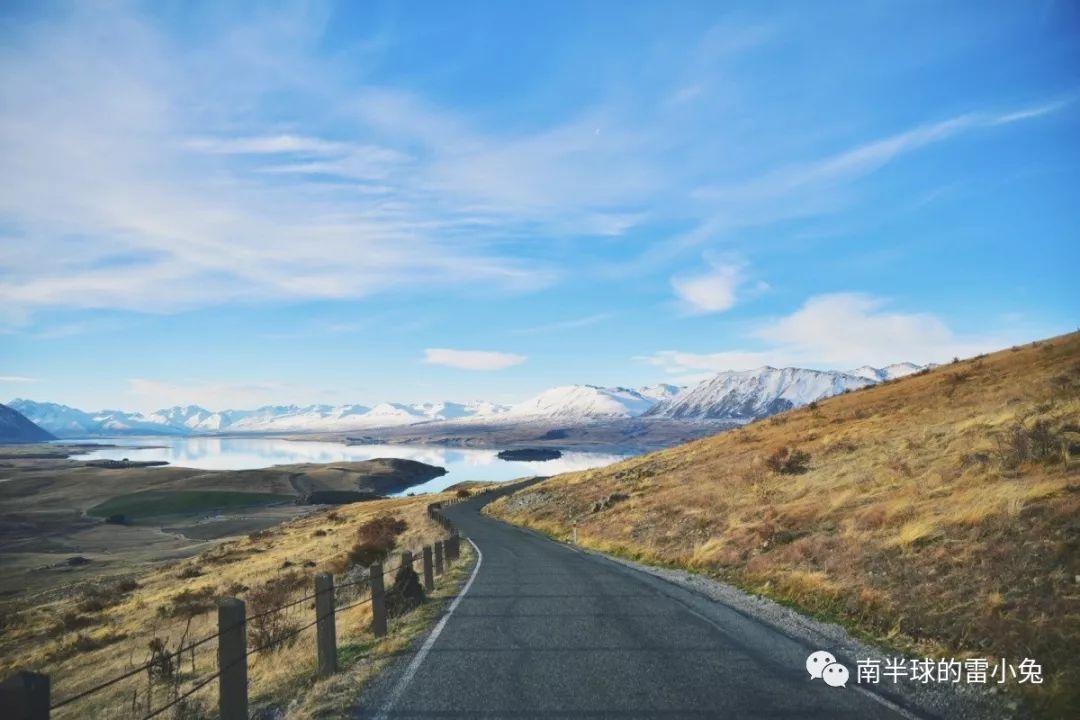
left=355, top=494, right=923, bottom=719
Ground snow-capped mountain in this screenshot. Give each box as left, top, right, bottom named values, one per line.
left=636, top=383, right=685, bottom=403
left=846, top=363, right=923, bottom=382
left=647, top=364, right=924, bottom=422
left=8, top=362, right=920, bottom=437
left=7, top=398, right=511, bottom=437
left=506, top=385, right=657, bottom=420
left=7, top=400, right=103, bottom=436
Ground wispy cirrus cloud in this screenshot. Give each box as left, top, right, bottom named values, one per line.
left=0, top=375, right=41, bottom=383
left=423, top=349, right=527, bottom=371
left=517, top=313, right=614, bottom=334
left=0, top=6, right=639, bottom=323
left=615, top=100, right=1071, bottom=275
left=185, top=134, right=347, bottom=155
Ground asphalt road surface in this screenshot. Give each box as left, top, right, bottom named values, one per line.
left=356, top=495, right=924, bottom=719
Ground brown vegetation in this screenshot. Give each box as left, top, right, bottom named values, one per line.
left=488, top=332, right=1080, bottom=717
left=0, top=492, right=458, bottom=719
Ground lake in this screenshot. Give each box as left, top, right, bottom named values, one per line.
left=67, top=437, right=632, bottom=495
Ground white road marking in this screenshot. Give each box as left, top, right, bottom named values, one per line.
left=373, top=538, right=484, bottom=720
left=681, top=605, right=925, bottom=719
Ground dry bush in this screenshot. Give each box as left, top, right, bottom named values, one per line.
left=944, top=370, right=971, bottom=397
left=176, top=565, right=203, bottom=579
left=995, top=420, right=1065, bottom=470
left=50, top=612, right=94, bottom=637
left=49, top=629, right=128, bottom=661
left=76, top=578, right=139, bottom=613
left=384, top=563, right=425, bottom=618
left=455, top=489, right=472, bottom=498
left=157, top=586, right=217, bottom=620
left=312, top=529, right=327, bottom=537
left=764, top=446, right=810, bottom=475
left=247, top=571, right=308, bottom=652
left=147, top=637, right=175, bottom=681
left=337, top=516, right=408, bottom=572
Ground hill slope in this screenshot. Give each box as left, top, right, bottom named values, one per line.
left=489, top=333, right=1080, bottom=716
left=0, top=403, right=56, bottom=443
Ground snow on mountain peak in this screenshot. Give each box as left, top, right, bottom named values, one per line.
left=10, top=360, right=923, bottom=436
left=507, top=384, right=656, bottom=420
left=648, top=363, right=926, bottom=421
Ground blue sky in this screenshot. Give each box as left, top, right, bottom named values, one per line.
left=1, top=1, right=1077, bottom=412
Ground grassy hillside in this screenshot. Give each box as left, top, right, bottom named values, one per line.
left=0, top=490, right=467, bottom=719
left=488, top=333, right=1080, bottom=716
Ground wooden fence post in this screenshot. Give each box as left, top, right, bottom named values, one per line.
left=434, top=541, right=444, bottom=575
left=314, top=573, right=337, bottom=677
left=217, top=598, right=248, bottom=720
left=422, top=546, right=434, bottom=592
left=370, top=563, right=387, bottom=637
left=400, top=550, right=413, bottom=578
left=0, top=670, right=49, bottom=720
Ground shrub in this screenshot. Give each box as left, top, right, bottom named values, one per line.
left=247, top=572, right=307, bottom=652
left=51, top=612, right=94, bottom=637
left=157, top=586, right=217, bottom=619
left=147, top=637, right=175, bottom=680
left=312, top=529, right=327, bottom=537
left=944, top=371, right=971, bottom=397
left=455, top=489, right=472, bottom=498
left=349, top=516, right=407, bottom=568
left=765, top=447, right=811, bottom=475
left=176, top=566, right=203, bottom=579
left=76, top=578, right=139, bottom=613
left=995, top=420, right=1064, bottom=470
left=50, top=629, right=128, bottom=661
left=225, top=582, right=248, bottom=596
left=384, top=563, right=425, bottom=618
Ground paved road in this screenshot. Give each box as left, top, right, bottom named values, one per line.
left=356, top=495, right=924, bottom=719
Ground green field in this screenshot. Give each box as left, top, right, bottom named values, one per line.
left=88, top=490, right=293, bottom=519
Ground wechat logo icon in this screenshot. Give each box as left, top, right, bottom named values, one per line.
left=807, top=650, right=849, bottom=688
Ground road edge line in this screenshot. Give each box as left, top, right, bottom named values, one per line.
left=372, top=537, right=484, bottom=720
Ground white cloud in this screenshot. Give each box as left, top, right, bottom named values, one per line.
left=672, top=261, right=743, bottom=313
left=518, top=313, right=614, bottom=334
left=612, top=101, right=1069, bottom=276
left=0, top=7, right=610, bottom=321
left=0, top=375, right=40, bottom=383
left=642, top=292, right=1037, bottom=374
left=185, top=134, right=346, bottom=155
left=423, top=349, right=527, bottom=371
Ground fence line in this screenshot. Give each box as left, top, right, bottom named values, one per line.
left=2, top=491, right=487, bottom=720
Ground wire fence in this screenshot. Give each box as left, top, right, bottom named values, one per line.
left=3, top=495, right=480, bottom=720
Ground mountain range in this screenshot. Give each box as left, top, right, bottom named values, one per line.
left=9, top=364, right=923, bottom=438
left=0, top=403, right=57, bottom=443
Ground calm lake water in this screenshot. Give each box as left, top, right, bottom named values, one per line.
left=67, top=437, right=631, bottom=495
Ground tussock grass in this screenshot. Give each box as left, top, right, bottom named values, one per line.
left=0, top=491, right=463, bottom=719
left=489, top=332, right=1080, bottom=717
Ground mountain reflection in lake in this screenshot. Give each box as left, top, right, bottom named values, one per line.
left=68, top=437, right=631, bottom=494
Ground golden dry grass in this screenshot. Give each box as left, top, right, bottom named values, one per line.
left=0, top=491, right=465, bottom=719
left=488, top=332, right=1080, bottom=717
